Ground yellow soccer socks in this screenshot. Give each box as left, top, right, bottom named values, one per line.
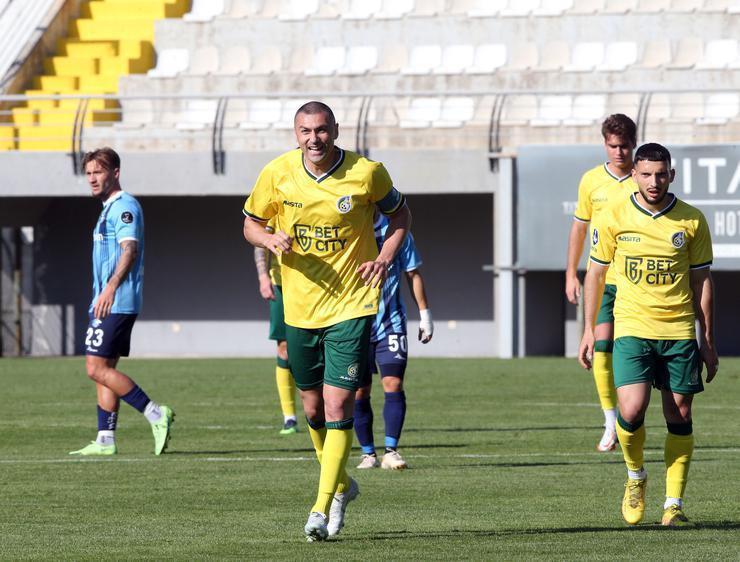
left=592, top=348, right=617, bottom=412
left=275, top=363, right=296, bottom=421
left=310, top=420, right=353, bottom=516
left=616, top=414, right=646, bottom=473
left=665, top=423, right=694, bottom=503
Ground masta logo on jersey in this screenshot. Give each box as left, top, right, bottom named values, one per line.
left=671, top=231, right=685, bottom=248
left=121, top=211, right=134, bottom=224
left=336, top=195, right=353, bottom=214
left=592, top=228, right=599, bottom=245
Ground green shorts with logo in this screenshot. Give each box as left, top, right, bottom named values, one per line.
left=613, top=336, right=704, bottom=395
left=268, top=285, right=286, bottom=341
left=596, top=283, right=617, bottom=325
left=285, top=315, right=373, bottom=391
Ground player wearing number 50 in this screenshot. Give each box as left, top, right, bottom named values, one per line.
left=354, top=213, right=433, bottom=470
left=70, top=148, right=174, bottom=457
left=243, top=101, right=411, bottom=542
left=579, top=143, right=719, bottom=527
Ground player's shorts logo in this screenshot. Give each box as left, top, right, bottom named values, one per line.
left=91, top=318, right=102, bottom=328
left=671, top=231, right=685, bottom=248
left=121, top=211, right=134, bottom=224
left=347, top=363, right=359, bottom=380
left=294, top=224, right=312, bottom=251
left=592, top=228, right=599, bottom=246
left=625, top=256, right=643, bottom=284
left=336, top=196, right=353, bottom=214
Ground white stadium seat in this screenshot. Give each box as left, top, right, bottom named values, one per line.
left=634, top=0, right=670, bottom=12
left=342, top=0, right=381, bottom=19
left=305, top=46, right=346, bottom=76
left=399, top=97, right=442, bottom=128
left=435, top=44, right=474, bottom=75
left=188, top=46, right=219, bottom=75
left=433, top=97, right=475, bottom=128
left=500, top=95, right=538, bottom=125
left=239, top=99, right=281, bottom=129
left=569, top=0, right=605, bottom=14
left=148, top=48, right=190, bottom=78
left=697, top=93, right=740, bottom=124
left=534, top=0, right=575, bottom=15
left=274, top=99, right=304, bottom=129
left=175, top=100, right=219, bottom=130
left=278, top=0, right=319, bottom=20
left=670, top=0, right=704, bottom=12
left=466, top=44, right=507, bottom=73
left=216, top=46, right=251, bottom=75
left=603, top=0, right=637, bottom=14
left=666, top=37, right=704, bottom=68
left=184, top=0, right=225, bottom=22
left=531, top=95, right=572, bottom=126
left=639, top=39, right=672, bottom=68
left=376, top=0, right=414, bottom=19
left=500, top=0, right=540, bottom=16
left=537, top=41, right=570, bottom=71
left=564, top=94, right=605, bottom=125
left=598, top=41, right=638, bottom=71
left=401, top=45, right=442, bottom=74
left=696, top=39, right=738, bottom=69
left=467, top=0, right=508, bottom=17
left=338, top=46, right=378, bottom=75
left=564, top=42, right=604, bottom=71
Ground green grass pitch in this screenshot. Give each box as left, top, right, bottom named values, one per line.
left=1, top=357, right=738, bottom=560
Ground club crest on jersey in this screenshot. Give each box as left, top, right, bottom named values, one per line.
left=625, top=256, right=644, bottom=284
left=121, top=211, right=134, bottom=224
left=592, top=228, right=599, bottom=246
left=294, top=224, right=312, bottom=251
left=336, top=195, right=352, bottom=214
left=671, top=231, right=685, bottom=248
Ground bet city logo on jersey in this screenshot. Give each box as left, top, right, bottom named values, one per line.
left=625, top=257, right=678, bottom=285
left=293, top=224, right=348, bottom=252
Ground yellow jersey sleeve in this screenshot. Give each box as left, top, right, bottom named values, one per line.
left=589, top=212, right=616, bottom=266
left=243, top=164, right=279, bottom=222
left=689, top=212, right=713, bottom=269
left=574, top=171, right=593, bottom=223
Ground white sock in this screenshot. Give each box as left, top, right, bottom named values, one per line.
left=664, top=497, right=683, bottom=509
left=284, top=415, right=297, bottom=423
left=627, top=467, right=647, bottom=481
left=96, top=430, right=115, bottom=446
left=604, top=408, right=617, bottom=429
left=144, top=401, right=163, bottom=423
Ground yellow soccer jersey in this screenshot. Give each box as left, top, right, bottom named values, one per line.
left=574, top=163, right=636, bottom=285
left=265, top=217, right=282, bottom=286
left=243, top=148, right=404, bottom=329
left=590, top=194, right=713, bottom=340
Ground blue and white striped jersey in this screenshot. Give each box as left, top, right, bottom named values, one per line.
left=90, top=191, right=144, bottom=315
left=371, top=214, right=422, bottom=342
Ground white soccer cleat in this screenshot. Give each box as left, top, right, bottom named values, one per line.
left=381, top=449, right=408, bottom=470
left=327, top=478, right=360, bottom=537
left=304, top=511, right=329, bottom=542
left=356, top=454, right=380, bottom=469
left=597, top=426, right=618, bottom=452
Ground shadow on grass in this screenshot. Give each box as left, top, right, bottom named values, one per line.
left=167, top=443, right=468, bottom=456
left=451, top=457, right=725, bottom=469
left=404, top=426, right=600, bottom=433
left=364, top=520, right=740, bottom=540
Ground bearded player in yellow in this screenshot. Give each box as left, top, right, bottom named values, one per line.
left=579, top=143, right=719, bottom=527
left=243, top=101, right=411, bottom=541
left=566, top=114, right=637, bottom=452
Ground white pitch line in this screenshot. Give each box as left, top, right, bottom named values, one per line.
left=1, top=448, right=738, bottom=465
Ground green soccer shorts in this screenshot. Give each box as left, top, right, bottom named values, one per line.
left=613, top=336, right=704, bottom=395
left=268, top=285, right=286, bottom=342
left=596, top=283, right=617, bottom=326
left=285, top=315, right=373, bottom=391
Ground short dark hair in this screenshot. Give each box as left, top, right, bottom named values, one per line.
left=295, top=101, right=336, bottom=125
left=634, top=142, right=672, bottom=166
left=81, top=147, right=120, bottom=173
left=601, top=114, right=637, bottom=147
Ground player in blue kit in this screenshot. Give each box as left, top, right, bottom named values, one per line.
left=69, top=147, right=174, bottom=456
left=353, top=214, right=433, bottom=470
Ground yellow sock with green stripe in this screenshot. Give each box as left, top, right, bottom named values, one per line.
left=616, top=413, right=646, bottom=473
left=306, top=418, right=351, bottom=495
left=592, top=342, right=617, bottom=412
left=275, top=360, right=296, bottom=420
left=665, top=422, right=693, bottom=500
left=310, top=419, right=353, bottom=515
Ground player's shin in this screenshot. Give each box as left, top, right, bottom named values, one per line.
left=665, top=423, right=694, bottom=502
left=616, top=413, right=646, bottom=476
left=383, top=391, right=406, bottom=449
left=276, top=360, right=296, bottom=421
left=306, top=418, right=327, bottom=463
left=592, top=344, right=617, bottom=414
left=354, top=397, right=375, bottom=454
left=311, top=419, right=354, bottom=515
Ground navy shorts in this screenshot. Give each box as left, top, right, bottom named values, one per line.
left=85, top=313, right=137, bottom=358
left=360, top=332, right=408, bottom=387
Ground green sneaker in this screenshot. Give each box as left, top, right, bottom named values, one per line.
left=69, top=441, right=117, bottom=456
left=151, top=405, right=175, bottom=455
left=280, top=419, right=298, bottom=435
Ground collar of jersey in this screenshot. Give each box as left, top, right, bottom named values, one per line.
left=102, top=190, right=125, bottom=208
left=603, top=163, right=631, bottom=182
left=302, top=148, right=345, bottom=183
left=630, top=192, right=677, bottom=219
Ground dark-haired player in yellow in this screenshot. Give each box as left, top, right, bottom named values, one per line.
left=242, top=101, right=411, bottom=541
left=566, top=114, right=637, bottom=452
left=580, top=143, right=718, bottom=527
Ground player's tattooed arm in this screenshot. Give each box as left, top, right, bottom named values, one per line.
left=254, top=244, right=275, bottom=301
left=93, top=240, right=138, bottom=319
